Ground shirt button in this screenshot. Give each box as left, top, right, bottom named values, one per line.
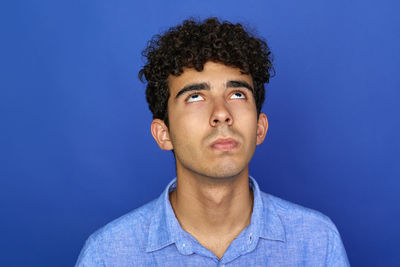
left=182, top=243, right=186, bottom=248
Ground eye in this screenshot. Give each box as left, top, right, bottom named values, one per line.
left=187, top=93, right=204, bottom=103
left=230, top=91, right=246, bottom=99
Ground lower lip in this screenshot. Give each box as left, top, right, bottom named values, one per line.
left=211, top=141, right=238, bottom=151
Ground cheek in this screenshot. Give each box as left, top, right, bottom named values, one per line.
left=232, top=104, right=258, bottom=124
left=168, top=111, right=206, bottom=145
left=233, top=113, right=259, bottom=144
left=169, top=104, right=210, bottom=129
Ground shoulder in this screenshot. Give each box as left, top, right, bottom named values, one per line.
left=258, top=192, right=349, bottom=265
left=261, top=192, right=350, bottom=264
left=262, top=192, right=339, bottom=234
left=75, top=199, right=158, bottom=266
left=93, top=198, right=157, bottom=243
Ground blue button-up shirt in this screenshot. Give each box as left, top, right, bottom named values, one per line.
left=76, top=177, right=350, bottom=266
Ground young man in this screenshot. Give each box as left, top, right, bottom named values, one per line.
left=76, top=18, right=350, bottom=266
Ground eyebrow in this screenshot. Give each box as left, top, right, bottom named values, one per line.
left=227, top=80, right=254, bottom=92
left=174, top=80, right=254, bottom=99
left=175, top=82, right=210, bottom=99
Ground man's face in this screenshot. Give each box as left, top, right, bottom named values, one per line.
left=152, top=61, right=268, bottom=179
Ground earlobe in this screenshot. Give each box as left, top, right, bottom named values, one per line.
left=150, top=119, right=174, bottom=150
left=256, top=113, right=268, bottom=145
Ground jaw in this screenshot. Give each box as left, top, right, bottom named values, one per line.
left=175, top=150, right=251, bottom=185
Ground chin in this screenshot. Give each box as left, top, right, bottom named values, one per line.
left=204, top=162, right=246, bottom=179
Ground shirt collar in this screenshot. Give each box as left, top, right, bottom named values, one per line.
left=145, top=177, right=285, bottom=253
left=146, top=178, right=188, bottom=253
left=248, top=176, right=286, bottom=242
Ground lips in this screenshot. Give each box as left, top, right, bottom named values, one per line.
left=210, top=138, right=239, bottom=151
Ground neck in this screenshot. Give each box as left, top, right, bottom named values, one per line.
left=170, top=167, right=253, bottom=242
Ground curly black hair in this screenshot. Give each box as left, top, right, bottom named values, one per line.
left=138, top=17, right=274, bottom=127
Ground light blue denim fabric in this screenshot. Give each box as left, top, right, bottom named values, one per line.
left=75, top=177, right=350, bottom=266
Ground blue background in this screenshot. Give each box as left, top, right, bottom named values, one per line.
left=1, top=0, right=399, bottom=266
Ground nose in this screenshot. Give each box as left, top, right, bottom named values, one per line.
left=209, top=98, right=233, bottom=127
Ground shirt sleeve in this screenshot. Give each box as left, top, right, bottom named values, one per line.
left=326, top=228, right=351, bottom=267
left=75, top=236, right=105, bottom=267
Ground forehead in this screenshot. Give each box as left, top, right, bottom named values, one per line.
left=167, top=62, right=253, bottom=94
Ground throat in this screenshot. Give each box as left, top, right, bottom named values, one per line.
left=169, top=179, right=254, bottom=259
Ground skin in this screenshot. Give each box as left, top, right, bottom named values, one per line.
left=151, top=61, right=268, bottom=259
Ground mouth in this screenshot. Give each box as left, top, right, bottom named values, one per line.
left=210, top=138, right=239, bottom=151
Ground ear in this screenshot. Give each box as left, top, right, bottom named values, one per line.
left=256, top=113, right=268, bottom=145
left=150, top=119, right=173, bottom=150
